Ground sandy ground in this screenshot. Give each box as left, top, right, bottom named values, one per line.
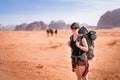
left=0, top=28, right=120, bottom=80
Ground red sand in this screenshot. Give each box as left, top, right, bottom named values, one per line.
left=0, top=29, right=120, bottom=80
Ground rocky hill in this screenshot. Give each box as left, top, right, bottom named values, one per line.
left=15, top=21, right=48, bottom=31
left=97, top=8, right=120, bottom=28
left=25, top=21, right=47, bottom=31
left=0, top=24, right=15, bottom=31
left=15, top=20, right=69, bottom=31
left=48, top=20, right=67, bottom=29
left=15, top=23, right=28, bottom=31
left=1, top=20, right=95, bottom=31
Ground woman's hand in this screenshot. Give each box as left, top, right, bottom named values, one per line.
left=76, top=41, right=80, bottom=48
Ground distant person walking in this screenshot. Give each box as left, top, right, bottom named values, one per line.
left=46, top=29, right=50, bottom=37
left=54, top=29, right=58, bottom=36
left=46, top=29, right=54, bottom=37
left=49, top=29, right=53, bottom=36
left=68, top=22, right=89, bottom=80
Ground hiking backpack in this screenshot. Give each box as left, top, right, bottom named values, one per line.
left=78, top=26, right=97, bottom=60
left=84, top=30, right=97, bottom=60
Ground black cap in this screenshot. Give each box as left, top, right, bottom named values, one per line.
left=70, top=22, right=79, bottom=29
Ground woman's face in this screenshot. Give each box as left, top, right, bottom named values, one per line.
left=71, top=26, right=78, bottom=34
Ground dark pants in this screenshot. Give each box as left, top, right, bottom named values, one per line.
left=71, top=58, right=89, bottom=77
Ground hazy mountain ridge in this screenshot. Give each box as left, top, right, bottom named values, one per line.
left=97, top=8, right=120, bottom=28
left=2, top=8, right=120, bottom=31
left=0, top=24, right=15, bottom=31
left=15, top=21, right=47, bottom=31
left=0, top=21, right=96, bottom=31
left=48, top=20, right=66, bottom=30
left=14, top=20, right=71, bottom=31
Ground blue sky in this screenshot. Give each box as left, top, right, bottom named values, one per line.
left=0, top=0, right=120, bottom=26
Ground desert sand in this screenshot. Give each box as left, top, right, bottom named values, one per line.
left=0, top=28, right=120, bottom=80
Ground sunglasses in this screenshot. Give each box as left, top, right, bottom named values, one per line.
left=71, top=27, right=78, bottom=30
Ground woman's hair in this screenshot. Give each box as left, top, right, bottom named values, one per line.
left=70, top=22, right=79, bottom=29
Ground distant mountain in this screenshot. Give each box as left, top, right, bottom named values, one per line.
left=15, top=23, right=28, bottom=31
left=48, top=20, right=66, bottom=29
left=15, top=21, right=48, bottom=31
left=97, top=8, right=120, bottom=28
left=0, top=24, right=15, bottom=31
left=66, top=24, right=71, bottom=30
left=25, top=21, right=47, bottom=31
left=15, top=20, right=67, bottom=31
left=0, top=20, right=96, bottom=31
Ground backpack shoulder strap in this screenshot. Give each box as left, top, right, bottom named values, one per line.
left=70, top=35, right=73, bottom=41
left=77, top=34, right=84, bottom=45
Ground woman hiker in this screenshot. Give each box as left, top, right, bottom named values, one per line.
left=68, top=22, right=89, bottom=80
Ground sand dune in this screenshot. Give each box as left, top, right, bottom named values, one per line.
left=0, top=29, right=120, bottom=80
